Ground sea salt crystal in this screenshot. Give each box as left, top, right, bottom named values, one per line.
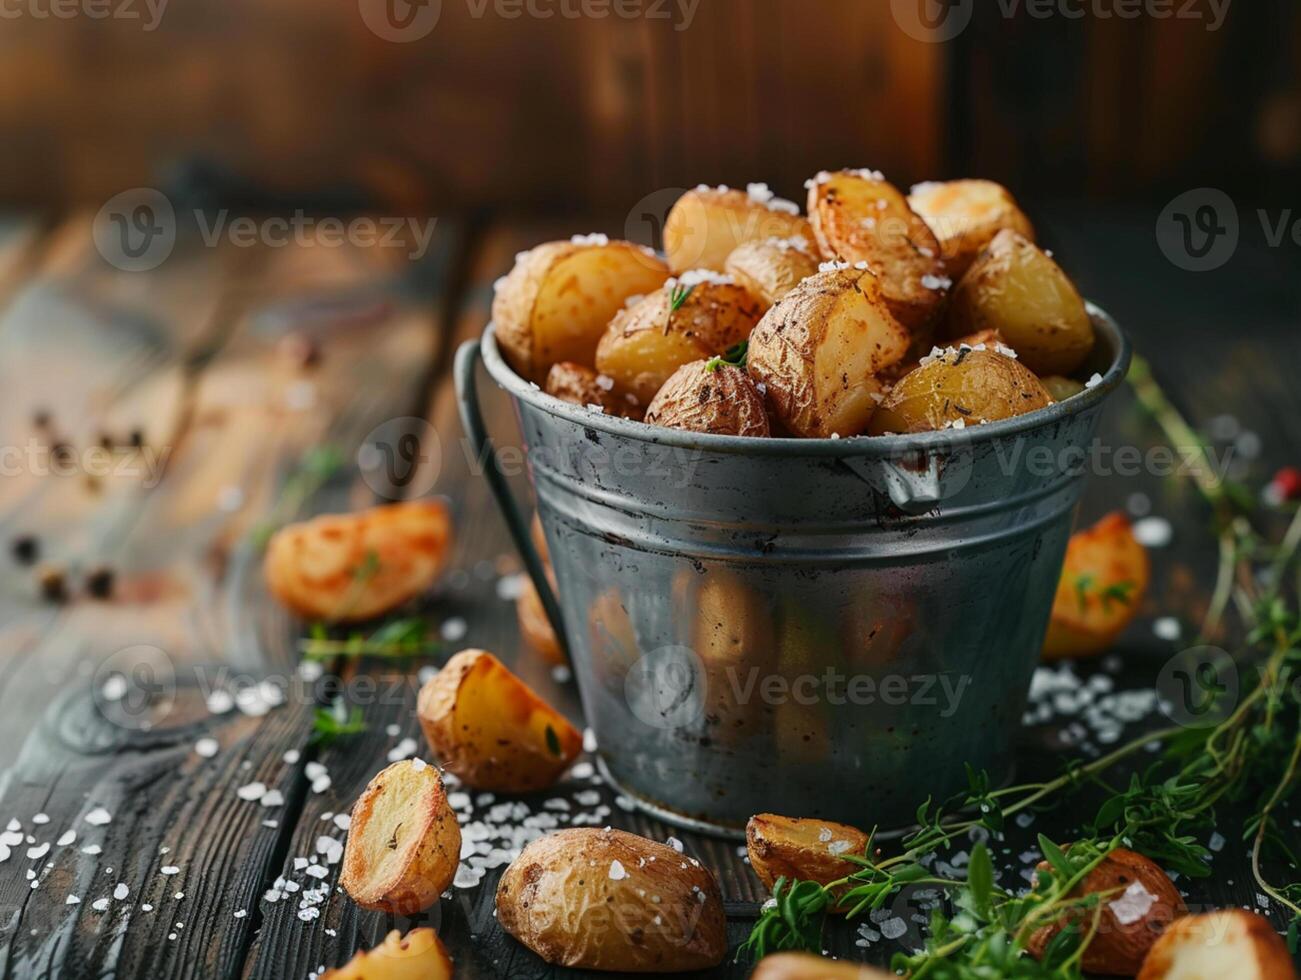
left=65, top=895, right=80, bottom=905
left=261, top=790, right=285, bottom=808
left=879, top=917, right=908, bottom=940
left=194, top=738, right=219, bottom=759
left=921, top=274, right=952, bottom=291
left=113, top=883, right=129, bottom=901
left=236, top=782, right=267, bottom=802
left=234, top=909, right=247, bottom=919
left=387, top=738, right=418, bottom=762
left=1153, top=617, right=1182, bottom=641
left=91, top=898, right=110, bottom=912
left=1109, top=880, right=1157, bottom=925
left=161, top=866, right=181, bottom=876
left=82, top=845, right=102, bottom=856
left=1209, top=832, right=1226, bottom=853
left=1084, top=372, right=1105, bottom=389
left=283, top=750, right=300, bottom=765
left=32, top=813, right=49, bottom=825
left=441, top=617, right=467, bottom=642
left=496, top=574, right=526, bottom=601
left=26, top=843, right=49, bottom=860
left=666, top=837, right=684, bottom=853
left=1132, top=516, right=1173, bottom=548
left=206, top=690, right=235, bottom=714
left=84, top=808, right=112, bottom=827
left=608, top=859, right=628, bottom=881
left=333, top=814, right=350, bottom=831
left=305, top=762, right=327, bottom=781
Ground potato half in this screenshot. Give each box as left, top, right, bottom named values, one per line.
left=493, top=239, right=670, bottom=382
left=545, top=361, right=643, bottom=420
left=417, top=648, right=582, bottom=792
left=264, top=500, right=452, bottom=623
left=1137, top=910, right=1298, bottom=980
left=322, top=928, right=453, bottom=980
left=752, top=952, right=894, bottom=980
left=908, top=179, right=1035, bottom=278
left=1028, top=848, right=1186, bottom=976
left=339, top=761, right=462, bottom=916
left=746, top=813, right=871, bottom=906
left=596, top=276, right=764, bottom=405
left=868, top=346, right=1052, bottom=435
left=664, top=185, right=813, bottom=273
left=644, top=360, right=770, bottom=437
left=947, top=229, right=1094, bottom=376
left=724, top=235, right=821, bottom=310
left=496, top=828, right=727, bottom=972
left=1043, top=512, right=1150, bottom=660
left=747, top=268, right=910, bottom=438
left=807, top=170, right=948, bottom=335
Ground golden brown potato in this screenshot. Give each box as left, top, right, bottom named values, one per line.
left=321, top=928, right=454, bottom=980
left=517, top=573, right=566, bottom=666
left=724, top=235, right=821, bottom=309
left=264, top=500, right=452, bottom=623
left=747, top=268, right=909, bottom=438
left=595, top=275, right=764, bottom=405
left=1028, top=848, right=1186, bottom=976
left=908, top=179, right=1036, bottom=278
left=1138, top=910, right=1298, bottom=980
left=868, top=346, right=1052, bottom=435
left=493, top=238, right=670, bottom=382
left=947, top=229, right=1094, bottom=376
left=752, top=952, right=894, bottom=980
left=1043, top=512, right=1150, bottom=660
left=1041, top=375, right=1086, bottom=402
left=644, top=360, right=770, bottom=437
left=530, top=512, right=550, bottom=566
left=664, top=185, right=813, bottom=273
left=339, top=761, right=462, bottom=916
left=417, top=649, right=582, bottom=792
left=544, top=361, right=643, bottom=420
left=806, top=169, right=949, bottom=335
left=496, top=828, right=727, bottom=972
left=746, top=813, right=871, bottom=905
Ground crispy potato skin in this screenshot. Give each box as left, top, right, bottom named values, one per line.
left=644, top=360, right=770, bottom=437
left=596, top=281, right=763, bottom=405
left=724, top=236, right=821, bottom=310
left=868, top=347, right=1052, bottom=435
left=417, top=649, right=582, bottom=792
left=321, top=928, right=454, bottom=980
left=493, top=240, right=670, bottom=382
left=339, top=761, right=462, bottom=917
left=746, top=814, right=870, bottom=906
left=545, top=361, right=643, bottom=420
left=751, top=952, right=894, bottom=980
left=807, top=171, right=948, bottom=336
left=747, top=269, right=909, bottom=438
left=1137, top=910, right=1298, bottom=980
left=664, top=188, right=813, bottom=273
left=947, top=229, right=1094, bottom=376
left=264, top=500, right=452, bottom=623
left=908, top=179, right=1035, bottom=279
left=1028, top=848, right=1186, bottom=976
left=1043, top=512, right=1150, bottom=660
left=496, top=828, right=727, bottom=972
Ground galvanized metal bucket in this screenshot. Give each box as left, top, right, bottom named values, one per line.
left=456, top=306, right=1131, bottom=838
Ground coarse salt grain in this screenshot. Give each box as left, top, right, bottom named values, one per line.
left=236, top=782, right=267, bottom=802
left=1132, top=516, right=1173, bottom=548
left=84, top=808, right=112, bottom=827
left=608, top=859, right=628, bottom=881
left=194, top=738, right=219, bottom=759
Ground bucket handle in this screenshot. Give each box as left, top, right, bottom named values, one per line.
left=454, top=339, right=570, bottom=660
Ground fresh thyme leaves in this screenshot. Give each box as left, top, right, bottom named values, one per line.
left=705, top=340, right=749, bottom=373
left=311, top=698, right=366, bottom=746
left=299, top=617, right=440, bottom=660
left=249, top=445, right=345, bottom=548
left=669, top=281, right=696, bottom=314
left=1073, top=574, right=1135, bottom=614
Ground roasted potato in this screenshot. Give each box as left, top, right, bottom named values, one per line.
left=339, top=760, right=462, bottom=916
left=545, top=361, right=643, bottom=420
left=806, top=169, right=948, bottom=335
left=1027, top=848, right=1186, bottom=976
left=1043, top=512, right=1150, bottom=660
left=644, top=360, right=770, bottom=437
left=746, top=813, right=871, bottom=906
left=947, top=229, right=1094, bottom=376
left=493, top=238, right=670, bottom=382
left=868, top=345, right=1052, bottom=435
left=1041, top=374, right=1086, bottom=402
left=747, top=268, right=910, bottom=438
left=595, top=275, right=764, bottom=405
left=908, top=179, right=1036, bottom=278
left=724, top=235, right=821, bottom=310
left=663, top=185, right=813, bottom=273
left=322, top=928, right=454, bottom=980
left=417, top=648, right=582, bottom=792
left=264, top=500, right=452, bottom=623
left=496, top=828, right=727, bottom=972
left=517, top=573, right=566, bottom=665
left=1137, top=910, right=1298, bottom=980
left=752, top=952, right=894, bottom=980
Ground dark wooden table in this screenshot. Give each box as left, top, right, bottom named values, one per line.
left=0, top=206, right=1296, bottom=979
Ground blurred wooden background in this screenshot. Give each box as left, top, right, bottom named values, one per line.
left=0, top=0, right=1298, bottom=213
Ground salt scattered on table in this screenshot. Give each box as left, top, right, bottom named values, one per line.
left=84, top=808, right=112, bottom=826
left=194, top=738, right=219, bottom=759
left=1132, top=516, right=1173, bottom=548
left=236, top=782, right=267, bottom=802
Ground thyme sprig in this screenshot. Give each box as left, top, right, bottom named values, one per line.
left=299, top=617, right=440, bottom=661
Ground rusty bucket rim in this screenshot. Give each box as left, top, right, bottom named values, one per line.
left=480, top=302, right=1130, bottom=456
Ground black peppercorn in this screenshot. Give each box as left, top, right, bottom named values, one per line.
left=86, top=566, right=115, bottom=599
left=11, top=536, right=38, bottom=565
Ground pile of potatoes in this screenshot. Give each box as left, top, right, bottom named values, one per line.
left=493, top=175, right=1101, bottom=440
